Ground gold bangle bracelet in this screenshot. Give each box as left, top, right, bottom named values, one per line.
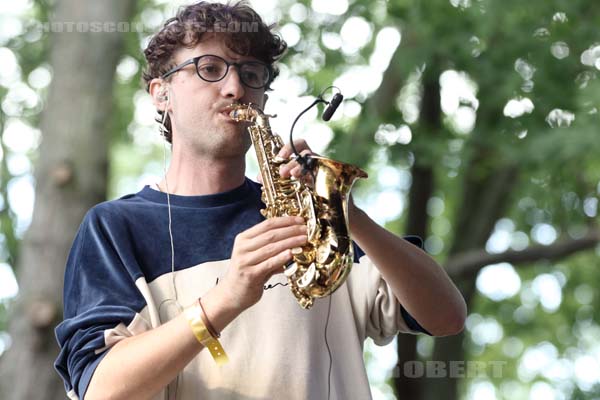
left=184, top=302, right=229, bottom=365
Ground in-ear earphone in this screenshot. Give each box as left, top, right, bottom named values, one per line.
left=157, top=87, right=171, bottom=138
left=158, top=85, right=170, bottom=102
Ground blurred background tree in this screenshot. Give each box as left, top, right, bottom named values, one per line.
left=0, top=0, right=137, bottom=398
left=0, top=0, right=598, bottom=399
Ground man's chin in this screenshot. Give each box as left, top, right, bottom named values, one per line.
left=209, top=135, right=251, bottom=158
left=219, top=120, right=247, bottom=136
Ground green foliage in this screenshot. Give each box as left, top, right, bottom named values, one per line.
left=468, top=250, right=600, bottom=399
left=0, top=0, right=50, bottom=266
left=0, top=0, right=50, bottom=358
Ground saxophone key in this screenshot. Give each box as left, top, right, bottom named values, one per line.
left=283, top=261, right=298, bottom=277
left=296, top=263, right=316, bottom=288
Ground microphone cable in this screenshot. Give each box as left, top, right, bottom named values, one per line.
left=288, top=86, right=343, bottom=175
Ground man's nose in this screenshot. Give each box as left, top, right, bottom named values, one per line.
left=220, top=66, right=245, bottom=100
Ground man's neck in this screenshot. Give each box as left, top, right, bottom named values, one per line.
left=159, top=151, right=246, bottom=196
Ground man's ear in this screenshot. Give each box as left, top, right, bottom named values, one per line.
left=149, top=78, right=169, bottom=111
left=262, top=93, right=269, bottom=108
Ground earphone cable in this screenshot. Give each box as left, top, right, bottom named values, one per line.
left=159, top=97, right=180, bottom=400
left=160, top=95, right=178, bottom=302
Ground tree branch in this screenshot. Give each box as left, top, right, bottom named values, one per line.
left=446, top=228, right=600, bottom=278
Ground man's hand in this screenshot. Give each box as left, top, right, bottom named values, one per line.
left=219, top=216, right=308, bottom=312
left=276, top=139, right=314, bottom=179
left=254, top=139, right=315, bottom=183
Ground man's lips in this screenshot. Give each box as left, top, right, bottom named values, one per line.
left=217, top=106, right=246, bottom=125
left=216, top=107, right=233, bottom=119
left=218, top=104, right=236, bottom=119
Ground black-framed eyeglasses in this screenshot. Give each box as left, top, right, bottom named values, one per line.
left=161, top=54, right=272, bottom=89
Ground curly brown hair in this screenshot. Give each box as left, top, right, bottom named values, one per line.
left=143, top=1, right=287, bottom=143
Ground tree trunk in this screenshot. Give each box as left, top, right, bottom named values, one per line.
left=394, top=164, right=434, bottom=400
left=0, top=1, right=135, bottom=398
left=393, top=73, right=439, bottom=399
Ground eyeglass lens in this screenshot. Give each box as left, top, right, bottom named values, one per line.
left=196, top=55, right=268, bottom=88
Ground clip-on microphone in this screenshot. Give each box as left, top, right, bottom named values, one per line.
left=321, top=93, right=343, bottom=122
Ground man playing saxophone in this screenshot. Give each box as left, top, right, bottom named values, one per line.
left=55, top=2, right=466, bottom=399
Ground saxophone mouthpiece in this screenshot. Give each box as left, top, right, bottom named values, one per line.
left=227, top=103, right=257, bottom=121
left=228, top=107, right=248, bottom=122
left=229, top=109, right=242, bottom=120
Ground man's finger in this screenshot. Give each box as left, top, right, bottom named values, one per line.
left=238, top=216, right=304, bottom=239
left=238, top=224, right=307, bottom=253
left=243, top=234, right=307, bottom=266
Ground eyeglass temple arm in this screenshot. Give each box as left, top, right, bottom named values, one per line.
left=161, top=59, right=197, bottom=79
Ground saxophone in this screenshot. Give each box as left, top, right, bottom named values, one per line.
left=228, top=103, right=367, bottom=309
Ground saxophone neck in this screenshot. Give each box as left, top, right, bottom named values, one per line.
left=227, top=103, right=276, bottom=128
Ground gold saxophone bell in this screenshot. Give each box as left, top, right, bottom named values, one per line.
left=229, top=103, right=367, bottom=309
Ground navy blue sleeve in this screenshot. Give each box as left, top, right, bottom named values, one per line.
left=54, top=207, right=147, bottom=398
